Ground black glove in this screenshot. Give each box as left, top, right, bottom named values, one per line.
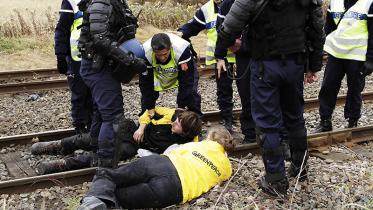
left=363, top=61, right=373, bottom=76
left=217, top=25, right=236, bottom=50
left=129, top=58, right=147, bottom=74
left=56, top=55, right=68, bottom=74
left=152, top=112, right=164, bottom=120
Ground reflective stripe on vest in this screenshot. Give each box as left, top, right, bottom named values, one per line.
left=152, top=49, right=179, bottom=91
left=324, top=0, right=373, bottom=61
left=200, top=0, right=235, bottom=66
left=328, top=0, right=345, bottom=25
left=143, top=33, right=190, bottom=91
left=68, top=0, right=82, bottom=61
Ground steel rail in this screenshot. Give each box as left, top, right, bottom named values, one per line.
left=1, top=125, right=372, bottom=194
left=2, top=92, right=373, bottom=148
left=0, top=110, right=233, bottom=148
left=0, top=68, right=60, bottom=80
left=0, top=67, right=215, bottom=95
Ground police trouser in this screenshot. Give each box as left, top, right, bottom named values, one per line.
left=86, top=155, right=182, bottom=208
left=66, top=57, right=93, bottom=130
left=319, top=55, right=365, bottom=121
left=250, top=56, right=307, bottom=177
left=80, top=59, right=124, bottom=160
left=215, top=63, right=234, bottom=121
left=235, top=54, right=255, bottom=139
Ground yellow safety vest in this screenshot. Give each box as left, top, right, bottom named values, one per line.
left=68, top=0, right=83, bottom=62
left=143, top=33, right=190, bottom=91
left=324, top=0, right=373, bottom=61
left=165, top=140, right=232, bottom=203
left=199, top=0, right=235, bottom=66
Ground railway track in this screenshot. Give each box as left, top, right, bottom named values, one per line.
left=0, top=108, right=372, bottom=194
left=0, top=55, right=327, bottom=95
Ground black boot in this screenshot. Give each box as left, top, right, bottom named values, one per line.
left=288, top=150, right=309, bottom=181
left=37, top=159, right=67, bottom=175
left=313, top=119, right=332, bottom=133
left=31, top=140, right=62, bottom=155
left=258, top=173, right=289, bottom=197
left=347, top=119, right=358, bottom=128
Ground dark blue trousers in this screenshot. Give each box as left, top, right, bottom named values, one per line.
left=250, top=57, right=305, bottom=174
left=80, top=59, right=124, bottom=158
left=66, top=57, right=93, bottom=130
left=235, top=54, right=255, bottom=139
left=319, top=55, right=365, bottom=121
left=215, top=64, right=234, bottom=120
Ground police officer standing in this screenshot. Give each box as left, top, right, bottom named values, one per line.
left=140, top=33, right=202, bottom=116
left=54, top=0, right=93, bottom=134
left=218, top=0, right=325, bottom=196
left=214, top=0, right=255, bottom=143
left=178, top=0, right=236, bottom=131
left=78, top=0, right=147, bottom=168
left=315, top=0, right=373, bottom=132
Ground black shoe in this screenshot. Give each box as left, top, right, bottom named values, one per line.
left=258, top=176, right=289, bottom=197
left=31, top=140, right=62, bottom=155
left=222, top=119, right=233, bottom=133
left=37, top=159, right=67, bottom=175
left=347, top=119, right=358, bottom=128
left=313, top=119, right=332, bottom=133
left=288, top=163, right=308, bottom=182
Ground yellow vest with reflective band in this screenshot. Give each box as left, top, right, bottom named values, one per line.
left=143, top=33, right=190, bottom=91
left=68, top=0, right=83, bottom=62
left=324, top=0, right=373, bottom=61
left=139, top=106, right=198, bottom=142
left=165, top=140, right=232, bottom=203
left=152, top=49, right=179, bottom=91
left=200, top=0, right=235, bottom=65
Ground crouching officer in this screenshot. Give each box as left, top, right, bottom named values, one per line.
left=178, top=0, right=236, bottom=131
left=78, top=0, right=147, bottom=168
left=54, top=0, right=93, bottom=134
left=218, top=0, right=325, bottom=196
left=140, top=33, right=202, bottom=116
left=315, top=0, right=373, bottom=132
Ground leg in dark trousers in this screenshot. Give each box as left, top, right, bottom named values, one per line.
left=66, top=57, right=93, bottom=131
left=87, top=155, right=182, bottom=208
left=318, top=55, right=347, bottom=120
left=235, top=54, right=255, bottom=140
left=215, top=64, right=234, bottom=129
left=344, top=60, right=365, bottom=121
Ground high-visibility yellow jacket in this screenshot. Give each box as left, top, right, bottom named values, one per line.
left=166, top=140, right=232, bottom=203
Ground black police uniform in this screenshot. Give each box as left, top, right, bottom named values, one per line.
left=78, top=0, right=147, bottom=168
left=218, top=0, right=325, bottom=195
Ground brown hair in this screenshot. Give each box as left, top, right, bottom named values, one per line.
left=178, top=111, right=202, bottom=139
left=207, top=126, right=236, bottom=152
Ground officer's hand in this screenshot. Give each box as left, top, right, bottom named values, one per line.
left=304, top=72, right=318, bottom=84
left=363, top=61, right=373, bottom=76
left=180, top=63, right=188, bottom=71
left=152, top=112, right=164, bottom=120
left=228, top=38, right=242, bottom=53
left=56, top=55, right=68, bottom=75
left=133, top=124, right=146, bottom=143
left=216, top=59, right=227, bottom=79
left=130, top=58, right=147, bottom=74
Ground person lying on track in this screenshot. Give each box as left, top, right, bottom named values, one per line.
left=31, top=107, right=202, bottom=175
left=77, top=126, right=235, bottom=210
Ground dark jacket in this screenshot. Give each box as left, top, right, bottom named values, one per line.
left=54, top=0, right=74, bottom=57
